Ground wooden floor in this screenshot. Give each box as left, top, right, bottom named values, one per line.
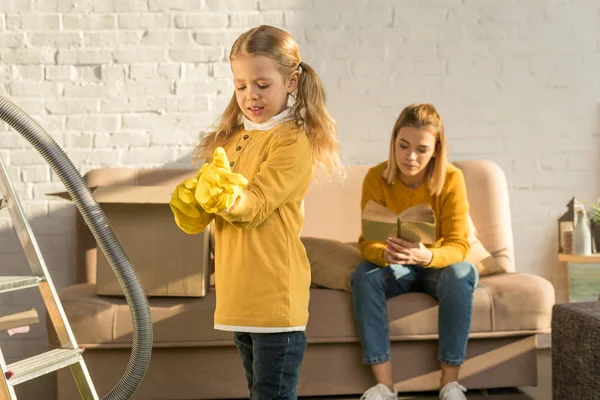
left=301, top=349, right=552, bottom=400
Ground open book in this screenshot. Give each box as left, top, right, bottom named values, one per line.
left=362, top=200, right=436, bottom=244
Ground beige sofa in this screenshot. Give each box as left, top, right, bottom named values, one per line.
left=47, top=160, right=555, bottom=399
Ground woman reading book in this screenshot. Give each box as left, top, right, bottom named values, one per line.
left=351, top=103, right=478, bottom=400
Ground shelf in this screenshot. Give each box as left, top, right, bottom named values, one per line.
left=0, top=308, right=39, bottom=332
left=558, top=253, right=600, bottom=263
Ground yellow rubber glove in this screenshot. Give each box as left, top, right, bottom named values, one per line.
left=170, top=166, right=206, bottom=217
left=195, top=147, right=248, bottom=214
left=169, top=166, right=210, bottom=234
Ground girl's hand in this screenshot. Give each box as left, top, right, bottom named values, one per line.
left=195, top=148, right=248, bottom=214
left=170, top=177, right=201, bottom=218
left=384, top=237, right=433, bottom=266
left=215, top=192, right=242, bottom=216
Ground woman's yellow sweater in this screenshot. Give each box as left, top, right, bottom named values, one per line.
left=173, top=120, right=313, bottom=331
left=359, top=162, right=470, bottom=268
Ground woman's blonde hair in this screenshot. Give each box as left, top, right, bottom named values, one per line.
left=382, top=103, right=448, bottom=197
left=194, top=25, right=343, bottom=177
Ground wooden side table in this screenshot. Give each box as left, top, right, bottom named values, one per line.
left=558, top=253, right=600, bottom=301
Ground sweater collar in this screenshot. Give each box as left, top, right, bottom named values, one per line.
left=242, top=108, right=293, bottom=131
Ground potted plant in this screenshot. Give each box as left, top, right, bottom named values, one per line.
left=585, top=199, right=600, bottom=253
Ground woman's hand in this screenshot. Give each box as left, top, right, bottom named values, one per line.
left=384, top=237, right=433, bottom=266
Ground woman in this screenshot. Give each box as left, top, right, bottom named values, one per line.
left=352, top=103, right=478, bottom=400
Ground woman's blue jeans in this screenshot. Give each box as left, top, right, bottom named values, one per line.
left=350, top=260, right=478, bottom=366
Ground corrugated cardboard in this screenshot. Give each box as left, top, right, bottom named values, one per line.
left=49, top=183, right=210, bottom=298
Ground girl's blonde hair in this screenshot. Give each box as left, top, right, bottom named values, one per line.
left=382, top=103, right=448, bottom=197
left=194, top=25, right=343, bottom=177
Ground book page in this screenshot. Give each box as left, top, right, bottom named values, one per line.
left=362, top=200, right=398, bottom=223
left=399, top=221, right=436, bottom=244
left=362, top=200, right=398, bottom=241
left=398, top=203, right=436, bottom=244
left=362, top=201, right=436, bottom=243
left=398, top=203, right=435, bottom=223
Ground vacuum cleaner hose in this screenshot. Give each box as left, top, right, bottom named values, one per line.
left=0, top=95, right=152, bottom=400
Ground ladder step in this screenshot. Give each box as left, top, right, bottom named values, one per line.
left=5, top=348, right=84, bottom=386
left=0, top=276, right=42, bottom=294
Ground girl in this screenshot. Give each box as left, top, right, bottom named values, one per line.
left=351, top=104, right=478, bottom=400
left=170, top=25, right=342, bottom=400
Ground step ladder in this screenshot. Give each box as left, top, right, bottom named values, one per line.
left=0, top=156, right=99, bottom=399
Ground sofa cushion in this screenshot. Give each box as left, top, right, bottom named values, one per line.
left=308, top=272, right=553, bottom=340
left=50, top=284, right=232, bottom=348
left=453, top=160, right=515, bottom=274
left=301, top=237, right=362, bottom=292
left=467, top=215, right=504, bottom=277
left=49, top=272, right=553, bottom=348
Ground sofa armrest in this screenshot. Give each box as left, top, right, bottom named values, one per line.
left=552, top=302, right=600, bottom=399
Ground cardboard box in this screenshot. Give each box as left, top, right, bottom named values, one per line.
left=51, top=183, right=210, bottom=298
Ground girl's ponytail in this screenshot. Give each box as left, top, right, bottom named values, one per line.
left=292, top=61, right=343, bottom=179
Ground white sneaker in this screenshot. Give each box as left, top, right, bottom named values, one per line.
left=360, top=383, right=397, bottom=400
left=439, top=381, right=467, bottom=400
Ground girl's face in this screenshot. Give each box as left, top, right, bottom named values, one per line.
left=394, top=126, right=437, bottom=183
left=231, top=54, right=298, bottom=124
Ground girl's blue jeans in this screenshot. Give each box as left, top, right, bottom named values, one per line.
left=234, top=331, right=306, bottom=400
left=350, top=260, right=478, bottom=366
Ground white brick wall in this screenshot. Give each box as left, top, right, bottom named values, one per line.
left=1, top=1, right=599, bottom=397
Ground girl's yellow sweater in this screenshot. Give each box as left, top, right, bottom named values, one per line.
left=359, top=162, right=471, bottom=268
left=174, top=120, right=313, bottom=331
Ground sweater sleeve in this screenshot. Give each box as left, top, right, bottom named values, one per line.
left=427, top=169, right=471, bottom=268
left=358, top=168, right=388, bottom=267
left=219, top=132, right=312, bottom=229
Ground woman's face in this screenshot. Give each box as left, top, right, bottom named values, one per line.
left=394, top=126, right=437, bottom=181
